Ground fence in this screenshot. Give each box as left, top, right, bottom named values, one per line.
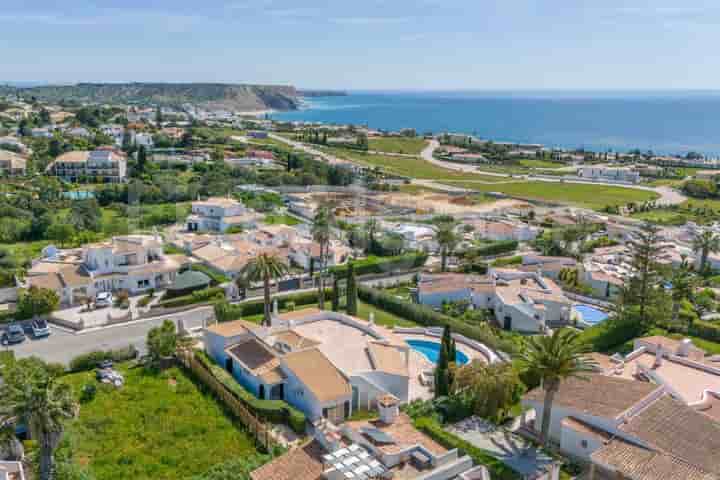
left=177, top=350, right=275, bottom=451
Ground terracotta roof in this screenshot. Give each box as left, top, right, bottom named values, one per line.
left=27, top=273, right=63, bottom=291
left=561, top=416, right=611, bottom=441
left=250, top=440, right=325, bottom=480
left=272, top=330, right=320, bottom=350
left=368, top=342, right=409, bottom=376
left=276, top=308, right=323, bottom=321
left=58, top=264, right=91, bottom=288
left=227, top=338, right=278, bottom=371
left=206, top=319, right=258, bottom=337
left=282, top=348, right=351, bottom=403
left=592, top=438, right=713, bottom=480
left=346, top=414, right=447, bottom=456
left=620, top=395, right=720, bottom=476
left=523, top=374, right=660, bottom=418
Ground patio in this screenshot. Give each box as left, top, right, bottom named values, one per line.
left=448, top=416, right=554, bottom=477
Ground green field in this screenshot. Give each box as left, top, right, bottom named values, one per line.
left=368, top=137, right=428, bottom=155
left=60, top=365, right=259, bottom=480
left=631, top=198, right=720, bottom=225
left=263, top=213, right=301, bottom=226
left=517, top=159, right=567, bottom=169
left=324, top=147, right=504, bottom=182
left=444, top=180, right=659, bottom=209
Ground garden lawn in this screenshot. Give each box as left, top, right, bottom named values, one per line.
left=368, top=137, right=428, bottom=155
left=263, top=213, right=301, bottom=226
left=517, top=159, right=566, bottom=169
left=443, top=180, right=659, bottom=210
left=61, top=365, right=259, bottom=480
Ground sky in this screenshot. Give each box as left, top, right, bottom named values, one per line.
left=1, top=0, right=718, bottom=90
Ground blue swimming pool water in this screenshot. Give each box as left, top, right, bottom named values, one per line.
left=406, top=339, right=470, bottom=365
left=63, top=191, right=95, bottom=200
left=575, top=304, right=609, bottom=325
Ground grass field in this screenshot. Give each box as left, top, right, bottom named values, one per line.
left=60, top=365, right=259, bottom=480
left=368, top=137, right=428, bottom=155
left=324, top=147, right=505, bottom=182
left=517, top=159, right=567, bottom=169
left=444, top=180, right=660, bottom=210
left=631, top=198, right=720, bottom=225
left=263, top=213, right=301, bottom=226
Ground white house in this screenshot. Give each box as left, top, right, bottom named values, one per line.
left=186, top=197, right=262, bottom=233
left=24, top=235, right=186, bottom=306
left=466, top=218, right=539, bottom=242
left=577, top=166, right=641, bottom=184
left=46, top=148, right=127, bottom=183
left=204, top=309, right=412, bottom=424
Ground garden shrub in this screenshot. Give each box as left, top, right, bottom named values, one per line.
left=329, top=253, right=427, bottom=279
left=466, top=240, right=518, bottom=257
left=214, top=290, right=330, bottom=322
left=689, top=319, right=720, bottom=343
left=159, top=287, right=225, bottom=309
left=69, top=345, right=138, bottom=372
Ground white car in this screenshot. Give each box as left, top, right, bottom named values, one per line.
left=95, top=292, right=113, bottom=308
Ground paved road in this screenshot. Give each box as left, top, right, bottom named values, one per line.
left=5, top=308, right=211, bottom=365
left=420, top=140, right=687, bottom=206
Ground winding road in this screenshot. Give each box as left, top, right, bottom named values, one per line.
left=270, top=134, right=687, bottom=206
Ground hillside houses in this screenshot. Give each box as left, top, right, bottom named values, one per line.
left=417, top=268, right=571, bottom=332
left=23, top=235, right=187, bottom=306
left=185, top=197, right=263, bottom=233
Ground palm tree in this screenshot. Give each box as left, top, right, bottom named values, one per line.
left=693, top=230, right=720, bottom=273
left=516, top=329, right=596, bottom=447
left=436, top=222, right=458, bottom=272
left=0, top=358, right=76, bottom=480
left=240, top=253, right=289, bottom=326
left=312, top=204, right=334, bottom=310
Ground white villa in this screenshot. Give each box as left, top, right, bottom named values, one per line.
left=186, top=197, right=262, bottom=233
left=0, top=150, right=26, bottom=176
left=522, top=336, right=720, bottom=480
left=464, top=218, right=539, bottom=242
left=577, top=166, right=641, bottom=184
left=24, top=235, right=187, bottom=305
left=204, top=309, right=414, bottom=424
left=417, top=268, right=571, bottom=332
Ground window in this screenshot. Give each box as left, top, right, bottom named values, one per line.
left=581, top=440, right=588, bottom=449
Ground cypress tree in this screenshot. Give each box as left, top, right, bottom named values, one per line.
left=346, top=261, right=358, bottom=316
left=332, top=276, right=340, bottom=312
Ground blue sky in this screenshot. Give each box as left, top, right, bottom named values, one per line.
left=1, top=0, right=716, bottom=90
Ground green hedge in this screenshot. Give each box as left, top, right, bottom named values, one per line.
left=689, top=320, right=720, bottom=343
left=214, top=290, right=330, bottom=323
left=191, top=264, right=231, bottom=286
left=68, top=346, right=139, bottom=372
left=414, top=417, right=520, bottom=480
left=159, top=287, right=226, bottom=309
left=577, top=316, right=645, bottom=353
left=467, top=240, right=518, bottom=257
left=195, top=351, right=306, bottom=433
left=358, top=285, right=514, bottom=354
left=330, top=253, right=427, bottom=279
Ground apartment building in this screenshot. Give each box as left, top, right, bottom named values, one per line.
left=0, top=150, right=26, bottom=176
left=46, top=147, right=127, bottom=183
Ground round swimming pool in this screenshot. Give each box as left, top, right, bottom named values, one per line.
left=406, top=339, right=470, bottom=364
left=574, top=304, right=609, bottom=326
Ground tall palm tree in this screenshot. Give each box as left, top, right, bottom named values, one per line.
left=0, top=358, right=77, bottom=480
left=312, top=204, right=334, bottom=310
left=516, top=329, right=596, bottom=447
left=240, top=253, right=289, bottom=326
left=436, top=222, right=458, bottom=272
left=693, top=230, right=720, bottom=273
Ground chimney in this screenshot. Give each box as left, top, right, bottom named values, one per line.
left=654, top=344, right=663, bottom=368
left=378, top=395, right=399, bottom=425
left=678, top=338, right=693, bottom=357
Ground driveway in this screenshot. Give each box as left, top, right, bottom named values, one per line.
left=3, top=307, right=211, bottom=365
left=448, top=416, right=554, bottom=477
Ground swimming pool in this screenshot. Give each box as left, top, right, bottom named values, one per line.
left=574, top=304, right=609, bottom=326
left=406, top=339, right=470, bottom=365
left=63, top=191, right=95, bottom=200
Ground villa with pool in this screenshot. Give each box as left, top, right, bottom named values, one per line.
left=204, top=308, right=495, bottom=424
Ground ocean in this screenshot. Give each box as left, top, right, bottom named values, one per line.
left=270, top=91, right=720, bottom=156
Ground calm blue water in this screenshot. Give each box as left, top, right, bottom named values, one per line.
left=406, top=339, right=470, bottom=365
left=272, top=91, right=720, bottom=155
left=575, top=304, right=609, bottom=326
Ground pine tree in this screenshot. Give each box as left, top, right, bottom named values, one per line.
left=137, top=145, right=147, bottom=173
left=627, top=222, right=663, bottom=327
left=346, top=261, right=358, bottom=316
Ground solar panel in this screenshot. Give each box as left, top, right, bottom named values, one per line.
left=360, top=427, right=396, bottom=445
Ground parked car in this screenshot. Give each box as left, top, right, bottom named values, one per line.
left=95, top=292, right=113, bottom=308
left=2, top=324, right=26, bottom=345
left=31, top=318, right=51, bottom=338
